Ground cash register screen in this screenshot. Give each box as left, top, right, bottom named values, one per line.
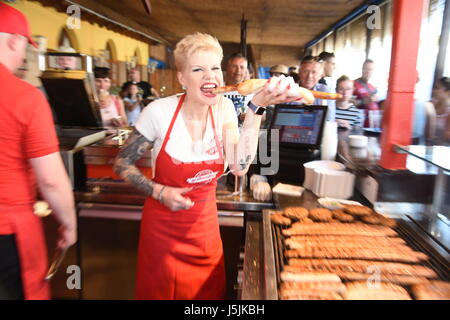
left=270, top=105, right=327, bottom=149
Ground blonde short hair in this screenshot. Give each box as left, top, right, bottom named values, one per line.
left=174, top=33, right=223, bottom=71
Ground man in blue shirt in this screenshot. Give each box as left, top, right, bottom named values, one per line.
left=298, top=56, right=336, bottom=121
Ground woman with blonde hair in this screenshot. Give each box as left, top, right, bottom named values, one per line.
left=114, top=33, right=297, bottom=299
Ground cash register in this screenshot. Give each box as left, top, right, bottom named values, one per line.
left=256, top=104, right=328, bottom=185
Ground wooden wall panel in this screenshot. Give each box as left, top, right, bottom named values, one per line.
left=149, top=69, right=182, bottom=97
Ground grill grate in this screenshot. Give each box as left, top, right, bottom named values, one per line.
left=271, top=219, right=450, bottom=299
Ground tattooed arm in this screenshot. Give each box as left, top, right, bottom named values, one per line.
left=113, top=129, right=156, bottom=196
left=224, top=77, right=300, bottom=176
left=113, top=129, right=194, bottom=211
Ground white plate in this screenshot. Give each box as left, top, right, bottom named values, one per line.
left=317, top=197, right=362, bottom=210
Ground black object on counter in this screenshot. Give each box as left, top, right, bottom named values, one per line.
left=255, top=105, right=327, bottom=185
left=40, top=68, right=106, bottom=190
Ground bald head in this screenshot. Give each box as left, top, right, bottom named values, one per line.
left=129, top=68, right=141, bottom=82
left=0, top=32, right=28, bottom=73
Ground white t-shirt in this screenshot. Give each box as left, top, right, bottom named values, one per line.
left=135, top=94, right=239, bottom=169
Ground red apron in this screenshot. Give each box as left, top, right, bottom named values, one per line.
left=136, top=94, right=226, bottom=300
left=0, top=204, right=50, bottom=300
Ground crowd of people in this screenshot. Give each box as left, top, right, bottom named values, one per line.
left=222, top=50, right=449, bottom=145
left=92, top=66, right=160, bottom=129
left=38, top=33, right=450, bottom=144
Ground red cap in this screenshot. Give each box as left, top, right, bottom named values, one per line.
left=0, top=2, right=38, bottom=48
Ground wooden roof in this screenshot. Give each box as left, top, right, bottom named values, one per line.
left=32, top=0, right=369, bottom=65
left=35, top=0, right=367, bottom=47
left=134, top=0, right=368, bottom=47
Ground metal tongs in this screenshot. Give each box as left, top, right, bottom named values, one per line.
left=45, top=247, right=68, bottom=281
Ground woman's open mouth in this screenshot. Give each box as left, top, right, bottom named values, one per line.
left=200, top=83, right=218, bottom=97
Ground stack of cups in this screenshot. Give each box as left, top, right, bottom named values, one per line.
left=303, top=160, right=355, bottom=199
left=320, top=121, right=338, bottom=161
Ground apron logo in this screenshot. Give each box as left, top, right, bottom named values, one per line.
left=206, top=136, right=222, bottom=156
left=186, top=170, right=219, bottom=184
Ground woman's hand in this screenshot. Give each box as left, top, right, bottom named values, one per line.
left=250, top=76, right=301, bottom=107
left=111, top=116, right=127, bottom=127
left=98, top=98, right=110, bottom=109
left=158, top=186, right=194, bottom=212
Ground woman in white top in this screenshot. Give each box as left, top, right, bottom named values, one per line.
left=113, top=33, right=297, bottom=300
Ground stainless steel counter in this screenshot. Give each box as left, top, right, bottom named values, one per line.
left=241, top=212, right=277, bottom=300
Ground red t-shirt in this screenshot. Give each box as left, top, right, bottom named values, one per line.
left=0, top=63, right=59, bottom=234
left=353, top=78, right=379, bottom=111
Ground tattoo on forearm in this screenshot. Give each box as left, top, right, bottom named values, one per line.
left=113, top=130, right=155, bottom=196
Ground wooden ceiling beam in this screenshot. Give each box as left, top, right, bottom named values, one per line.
left=45, top=0, right=172, bottom=46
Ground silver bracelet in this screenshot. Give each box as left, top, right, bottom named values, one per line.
left=158, top=186, right=166, bottom=203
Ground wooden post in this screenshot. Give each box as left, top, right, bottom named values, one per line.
left=434, top=0, right=450, bottom=82
left=379, top=0, right=429, bottom=169
left=240, top=14, right=247, bottom=57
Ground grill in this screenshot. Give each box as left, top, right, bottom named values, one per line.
left=269, top=214, right=450, bottom=300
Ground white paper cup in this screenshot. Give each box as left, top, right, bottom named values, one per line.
left=303, top=160, right=345, bottom=190
left=349, top=135, right=368, bottom=148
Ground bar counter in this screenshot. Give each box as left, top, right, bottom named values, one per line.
left=45, top=127, right=449, bottom=300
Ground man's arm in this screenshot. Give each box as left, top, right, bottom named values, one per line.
left=29, top=152, right=77, bottom=249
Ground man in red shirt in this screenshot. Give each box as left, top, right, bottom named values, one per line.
left=0, top=3, right=76, bottom=300
left=353, top=59, right=380, bottom=127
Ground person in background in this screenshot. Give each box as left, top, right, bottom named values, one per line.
left=318, top=51, right=336, bottom=90
left=225, top=52, right=248, bottom=86
left=94, top=67, right=128, bottom=128
left=334, top=75, right=363, bottom=129
left=288, top=65, right=300, bottom=83
left=122, top=68, right=159, bottom=99
left=379, top=72, right=438, bottom=144
left=0, top=3, right=76, bottom=300
left=354, top=59, right=379, bottom=127
left=56, top=45, right=77, bottom=70
left=223, top=53, right=253, bottom=121
left=298, top=55, right=336, bottom=121
left=123, top=82, right=143, bottom=126
left=269, top=64, right=288, bottom=78
left=408, top=72, right=436, bottom=145
left=431, top=77, right=450, bottom=145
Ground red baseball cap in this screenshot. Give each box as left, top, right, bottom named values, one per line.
left=0, top=2, right=38, bottom=48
